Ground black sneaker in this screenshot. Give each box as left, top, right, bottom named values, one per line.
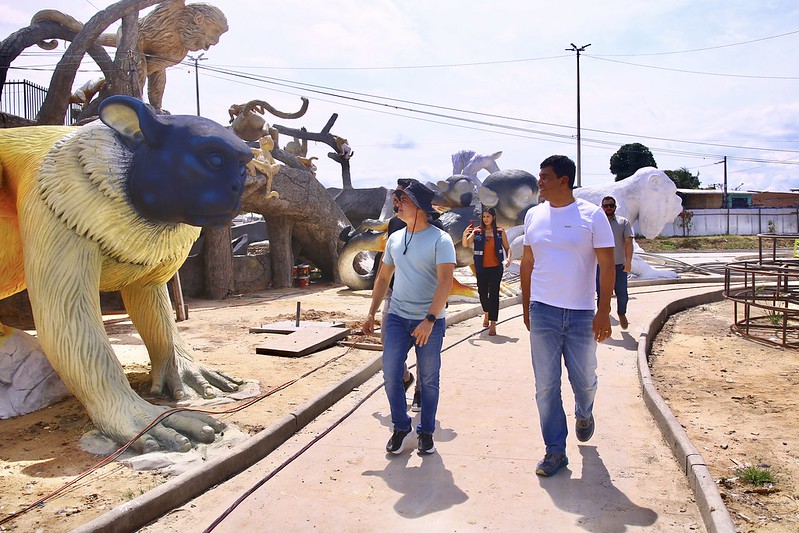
left=536, top=453, right=568, bottom=477
left=403, top=372, right=415, bottom=392
left=575, top=414, right=595, bottom=442
left=411, top=390, right=421, bottom=412
left=386, top=429, right=412, bottom=455
left=417, top=433, right=436, bottom=455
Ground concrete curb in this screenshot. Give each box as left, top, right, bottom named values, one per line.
left=636, top=288, right=737, bottom=533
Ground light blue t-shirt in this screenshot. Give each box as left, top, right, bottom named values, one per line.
left=383, top=225, right=456, bottom=319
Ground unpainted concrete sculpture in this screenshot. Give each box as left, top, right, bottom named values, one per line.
left=573, top=167, right=683, bottom=240
left=451, top=149, right=502, bottom=187
left=0, top=96, right=253, bottom=452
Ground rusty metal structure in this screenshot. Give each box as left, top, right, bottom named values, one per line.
left=724, top=233, right=799, bottom=348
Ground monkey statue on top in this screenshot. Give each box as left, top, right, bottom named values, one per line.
left=0, top=96, right=253, bottom=452
left=33, top=1, right=229, bottom=112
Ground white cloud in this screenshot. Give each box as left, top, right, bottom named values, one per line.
left=3, top=0, right=799, bottom=191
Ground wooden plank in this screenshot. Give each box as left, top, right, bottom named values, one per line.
left=255, top=326, right=351, bottom=357
left=249, top=321, right=345, bottom=334
left=338, top=340, right=383, bottom=351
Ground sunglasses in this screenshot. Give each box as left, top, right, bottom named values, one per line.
left=602, top=204, right=616, bottom=208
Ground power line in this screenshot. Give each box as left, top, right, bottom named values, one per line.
left=191, top=63, right=799, bottom=166
left=586, top=55, right=799, bottom=80
left=197, top=62, right=799, bottom=155
left=592, top=28, right=799, bottom=57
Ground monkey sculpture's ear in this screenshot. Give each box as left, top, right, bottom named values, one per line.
left=477, top=186, right=499, bottom=207
left=99, top=95, right=166, bottom=149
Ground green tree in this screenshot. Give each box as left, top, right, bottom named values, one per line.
left=664, top=167, right=701, bottom=189
left=609, top=143, right=657, bottom=181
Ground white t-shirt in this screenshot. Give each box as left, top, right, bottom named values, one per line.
left=523, top=198, right=614, bottom=310
left=383, top=225, right=456, bottom=319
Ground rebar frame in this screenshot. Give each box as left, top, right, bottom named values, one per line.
left=724, top=233, right=799, bottom=348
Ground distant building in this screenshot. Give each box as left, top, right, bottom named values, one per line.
left=677, top=189, right=799, bottom=209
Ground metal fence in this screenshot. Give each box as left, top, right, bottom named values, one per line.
left=1, top=80, right=82, bottom=125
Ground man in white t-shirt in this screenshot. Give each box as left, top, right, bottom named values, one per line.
left=520, top=155, right=616, bottom=477
left=364, top=180, right=456, bottom=456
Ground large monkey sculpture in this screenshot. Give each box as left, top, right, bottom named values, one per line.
left=32, top=1, right=228, bottom=111
left=0, top=96, right=253, bottom=452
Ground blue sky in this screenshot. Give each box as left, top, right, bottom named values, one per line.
left=2, top=0, right=799, bottom=192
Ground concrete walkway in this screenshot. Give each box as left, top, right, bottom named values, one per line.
left=124, top=282, right=734, bottom=533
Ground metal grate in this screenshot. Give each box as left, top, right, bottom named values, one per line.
left=1, top=80, right=82, bottom=125
left=724, top=234, right=799, bottom=348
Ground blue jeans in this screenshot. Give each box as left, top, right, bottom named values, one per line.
left=382, top=313, right=445, bottom=435
left=596, top=264, right=629, bottom=316
left=528, top=301, right=598, bottom=455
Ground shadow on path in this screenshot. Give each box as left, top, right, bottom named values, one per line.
left=362, top=452, right=468, bottom=519
left=538, top=446, right=658, bottom=532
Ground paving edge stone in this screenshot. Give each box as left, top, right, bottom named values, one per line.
left=637, top=287, right=737, bottom=533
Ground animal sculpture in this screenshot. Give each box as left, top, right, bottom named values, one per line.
left=435, top=174, right=478, bottom=208
left=0, top=95, right=253, bottom=452
left=507, top=167, right=683, bottom=275
left=228, top=98, right=309, bottom=142
left=69, top=76, right=106, bottom=105
left=33, top=1, right=229, bottom=111
left=451, top=149, right=502, bottom=187
left=247, top=135, right=281, bottom=200
left=284, top=127, right=308, bottom=157
left=338, top=169, right=539, bottom=291
left=572, top=167, right=683, bottom=239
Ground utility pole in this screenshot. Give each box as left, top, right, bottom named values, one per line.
left=187, top=53, right=206, bottom=116
left=567, top=43, right=591, bottom=188
left=723, top=155, right=729, bottom=234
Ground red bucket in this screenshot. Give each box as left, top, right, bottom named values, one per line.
left=294, top=264, right=310, bottom=287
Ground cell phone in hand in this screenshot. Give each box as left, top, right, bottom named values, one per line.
left=468, top=220, right=475, bottom=227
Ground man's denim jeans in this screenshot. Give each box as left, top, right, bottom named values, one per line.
left=529, top=301, right=598, bottom=455
left=382, top=313, right=445, bottom=435
left=596, top=263, right=629, bottom=316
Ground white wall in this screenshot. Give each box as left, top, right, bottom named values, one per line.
left=645, top=208, right=799, bottom=237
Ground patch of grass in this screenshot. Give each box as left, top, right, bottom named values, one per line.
left=736, top=465, right=776, bottom=486
left=637, top=235, right=770, bottom=253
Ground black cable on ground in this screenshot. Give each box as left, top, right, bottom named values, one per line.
left=0, top=342, right=362, bottom=528
left=203, top=312, right=523, bottom=532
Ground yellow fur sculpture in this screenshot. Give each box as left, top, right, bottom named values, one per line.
left=0, top=96, right=253, bottom=453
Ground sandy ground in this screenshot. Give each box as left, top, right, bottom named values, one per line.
left=0, top=283, right=477, bottom=532
left=0, top=283, right=796, bottom=532
left=650, top=299, right=799, bottom=532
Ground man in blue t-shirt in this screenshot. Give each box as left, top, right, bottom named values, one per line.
left=364, top=179, right=456, bottom=456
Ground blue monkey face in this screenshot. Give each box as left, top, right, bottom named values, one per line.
left=99, top=96, right=254, bottom=227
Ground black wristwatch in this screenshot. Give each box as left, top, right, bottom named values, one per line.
left=425, top=313, right=437, bottom=323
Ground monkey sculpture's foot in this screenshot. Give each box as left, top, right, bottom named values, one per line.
left=499, top=281, right=521, bottom=297
left=149, top=352, right=244, bottom=402
left=101, top=396, right=225, bottom=453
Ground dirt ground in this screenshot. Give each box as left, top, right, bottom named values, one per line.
left=650, top=299, right=799, bottom=532
left=1, top=284, right=796, bottom=532
left=0, top=283, right=390, bottom=532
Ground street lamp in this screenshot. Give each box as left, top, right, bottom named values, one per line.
left=187, top=53, right=206, bottom=116
left=566, top=43, right=591, bottom=188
